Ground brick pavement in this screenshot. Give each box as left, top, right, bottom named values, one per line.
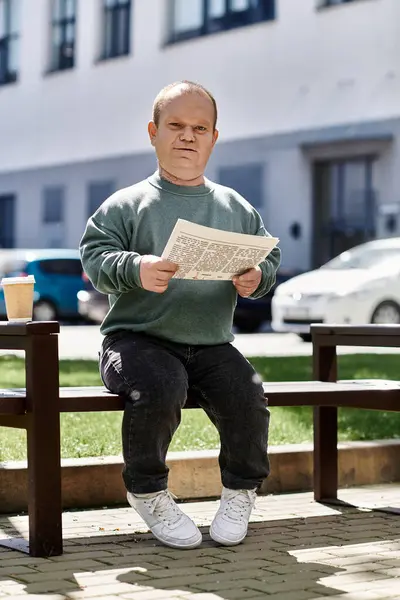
left=0, top=484, right=399, bottom=600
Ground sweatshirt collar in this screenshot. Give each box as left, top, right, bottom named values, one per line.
left=148, top=171, right=214, bottom=197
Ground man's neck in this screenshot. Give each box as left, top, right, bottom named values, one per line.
left=159, top=167, right=205, bottom=187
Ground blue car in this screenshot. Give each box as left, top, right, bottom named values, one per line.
left=0, top=249, right=84, bottom=321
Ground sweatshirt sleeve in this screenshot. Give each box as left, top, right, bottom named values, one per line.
left=79, top=199, right=143, bottom=295
left=249, top=215, right=281, bottom=300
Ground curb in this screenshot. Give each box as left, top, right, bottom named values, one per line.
left=1, top=440, right=399, bottom=513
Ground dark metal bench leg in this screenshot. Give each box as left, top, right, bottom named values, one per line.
left=26, top=334, right=63, bottom=557
left=314, top=406, right=338, bottom=501
left=313, top=341, right=338, bottom=503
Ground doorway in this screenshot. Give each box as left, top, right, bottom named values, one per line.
left=312, top=158, right=376, bottom=267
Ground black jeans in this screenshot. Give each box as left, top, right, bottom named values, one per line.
left=100, top=330, right=270, bottom=494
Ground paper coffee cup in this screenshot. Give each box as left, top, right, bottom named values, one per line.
left=1, top=275, right=36, bottom=322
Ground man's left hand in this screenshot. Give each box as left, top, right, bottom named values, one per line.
left=232, top=266, right=262, bottom=298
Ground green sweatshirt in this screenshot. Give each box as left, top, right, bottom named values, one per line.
left=80, top=172, right=281, bottom=345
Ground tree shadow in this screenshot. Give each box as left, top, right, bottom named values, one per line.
left=1, top=503, right=399, bottom=599
left=0, top=516, right=29, bottom=554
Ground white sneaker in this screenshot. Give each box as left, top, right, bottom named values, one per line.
left=127, top=490, right=202, bottom=549
left=210, top=487, right=257, bottom=546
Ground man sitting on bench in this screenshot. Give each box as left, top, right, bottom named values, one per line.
left=80, top=80, right=281, bottom=550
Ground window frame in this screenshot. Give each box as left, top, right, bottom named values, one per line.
left=50, top=0, right=77, bottom=72
left=102, top=0, right=132, bottom=60
left=0, top=0, right=19, bottom=85
left=168, top=0, right=275, bottom=44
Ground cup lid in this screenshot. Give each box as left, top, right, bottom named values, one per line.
left=1, top=275, right=36, bottom=285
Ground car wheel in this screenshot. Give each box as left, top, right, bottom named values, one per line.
left=371, top=301, right=400, bottom=324
left=33, top=300, right=57, bottom=321
left=299, top=334, right=312, bottom=342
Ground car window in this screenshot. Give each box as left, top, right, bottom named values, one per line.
left=321, top=247, right=400, bottom=270
left=0, top=260, right=28, bottom=278
left=38, top=259, right=83, bottom=276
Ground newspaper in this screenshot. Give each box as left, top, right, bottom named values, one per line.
left=162, top=219, right=279, bottom=280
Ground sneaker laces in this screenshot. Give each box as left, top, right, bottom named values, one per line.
left=143, top=490, right=182, bottom=527
left=222, top=490, right=256, bottom=523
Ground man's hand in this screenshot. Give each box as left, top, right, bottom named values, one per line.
left=233, top=266, right=262, bottom=298
left=139, top=255, right=178, bottom=293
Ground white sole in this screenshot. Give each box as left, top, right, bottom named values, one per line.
left=151, top=530, right=202, bottom=550
left=209, top=524, right=246, bottom=546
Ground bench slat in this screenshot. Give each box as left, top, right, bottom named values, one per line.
left=1, top=380, right=400, bottom=415
left=0, top=321, right=60, bottom=335
left=0, top=390, right=27, bottom=415
left=312, top=324, right=400, bottom=336
left=312, top=334, right=400, bottom=348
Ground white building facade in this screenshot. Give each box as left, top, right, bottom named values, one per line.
left=0, top=0, right=399, bottom=270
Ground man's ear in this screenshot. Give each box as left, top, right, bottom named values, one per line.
left=212, top=128, right=219, bottom=148
left=148, top=121, right=157, bottom=146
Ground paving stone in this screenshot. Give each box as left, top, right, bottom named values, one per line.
left=120, top=590, right=190, bottom=600
left=19, top=579, right=78, bottom=594
left=1, top=484, right=399, bottom=600
left=198, top=588, right=265, bottom=599
left=64, top=581, right=144, bottom=598
left=310, top=594, right=385, bottom=600
left=3, top=596, right=67, bottom=600
left=31, top=559, right=109, bottom=572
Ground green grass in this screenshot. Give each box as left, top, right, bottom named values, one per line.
left=1, top=354, right=400, bottom=461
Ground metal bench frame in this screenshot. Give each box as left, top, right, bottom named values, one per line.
left=1, top=322, right=400, bottom=557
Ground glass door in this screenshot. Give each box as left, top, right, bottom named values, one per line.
left=313, top=158, right=376, bottom=267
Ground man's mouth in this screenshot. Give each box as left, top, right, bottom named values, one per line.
left=174, top=147, right=197, bottom=152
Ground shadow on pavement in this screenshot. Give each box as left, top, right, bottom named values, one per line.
left=1, top=503, right=399, bottom=599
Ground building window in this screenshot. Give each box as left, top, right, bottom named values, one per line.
left=317, top=0, right=356, bottom=7
left=219, top=164, right=264, bottom=210
left=87, top=181, right=115, bottom=217
left=102, top=0, right=131, bottom=59
left=43, top=187, right=65, bottom=224
left=0, top=194, right=15, bottom=248
left=169, top=0, right=275, bottom=43
left=42, top=187, right=65, bottom=248
left=0, top=0, right=20, bottom=85
left=50, top=0, right=76, bottom=71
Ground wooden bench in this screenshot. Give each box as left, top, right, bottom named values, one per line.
left=1, top=321, right=400, bottom=557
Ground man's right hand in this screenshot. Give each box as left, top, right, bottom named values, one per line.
left=139, top=255, right=179, bottom=293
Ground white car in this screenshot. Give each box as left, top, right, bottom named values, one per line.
left=272, top=238, right=400, bottom=341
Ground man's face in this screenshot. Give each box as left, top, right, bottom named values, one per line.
left=148, top=90, right=218, bottom=183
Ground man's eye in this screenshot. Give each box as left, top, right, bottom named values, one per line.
left=169, top=123, right=180, bottom=127
left=196, top=126, right=207, bottom=132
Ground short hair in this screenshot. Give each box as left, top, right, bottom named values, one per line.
left=152, top=80, right=218, bottom=130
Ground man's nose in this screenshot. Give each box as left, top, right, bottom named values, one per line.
left=180, top=126, right=195, bottom=141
